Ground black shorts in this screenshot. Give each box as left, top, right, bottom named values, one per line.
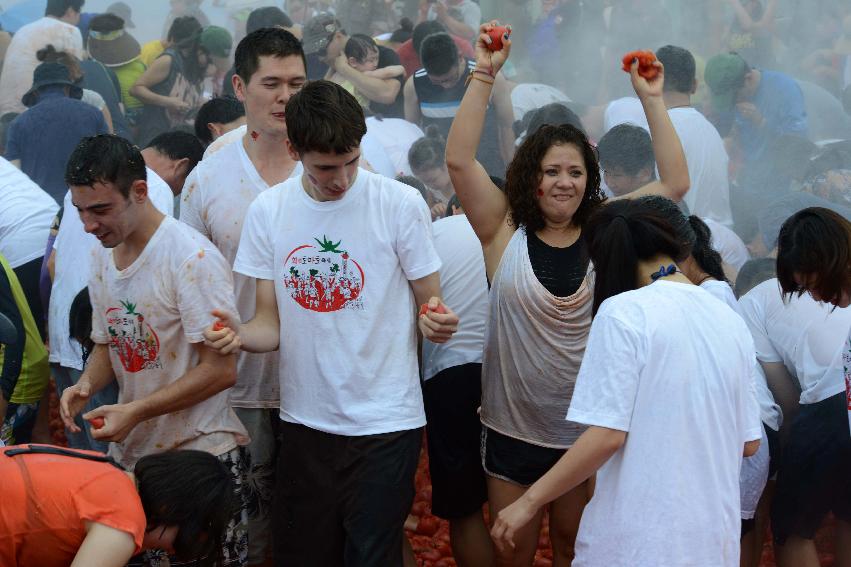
left=423, top=363, right=487, bottom=520
left=273, top=421, right=421, bottom=567
left=481, top=426, right=566, bottom=487
left=771, top=392, right=851, bottom=545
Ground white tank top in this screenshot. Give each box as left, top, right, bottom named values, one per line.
left=480, top=228, right=593, bottom=448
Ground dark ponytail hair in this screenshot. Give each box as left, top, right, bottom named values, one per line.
left=585, top=196, right=691, bottom=314
left=688, top=216, right=727, bottom=282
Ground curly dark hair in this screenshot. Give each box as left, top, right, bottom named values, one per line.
left=505, top=124, right=604, bottom=233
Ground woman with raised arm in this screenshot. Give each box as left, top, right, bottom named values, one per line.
left=444, top=21, right=689, bottom=567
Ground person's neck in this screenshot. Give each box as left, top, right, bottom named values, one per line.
left=663, top=91, right=691, bottom=110
left=113, top=204, right=166, bottom=270
left=636, top=254, right=693, bottom=287
left=242, top=121, right=296, bottom=186
left=677, top=255, right=713, bottom=286
left=536, top=220, right=581, bottom=247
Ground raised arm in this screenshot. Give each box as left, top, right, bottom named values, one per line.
left=333, top=54, right=402, bottom=105
left=620, top=59, right=690, bottom=201
left=445, top=22, right=513, bottom=249
left=204, top=278, right=280, bottom=355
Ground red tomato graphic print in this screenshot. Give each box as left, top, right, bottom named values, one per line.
left=105, top=300, right=162, bottom=372
left=284, top=236, right=365, bottom=312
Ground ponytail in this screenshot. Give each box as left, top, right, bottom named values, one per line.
left=688, top=216, right=727, bottom=282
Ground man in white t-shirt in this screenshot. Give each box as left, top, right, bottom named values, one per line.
left=420, top=0, right=481, bottom=41
left=180, top=27, right=307, bottom=567
left=601, top=46, right=733, bottom=227
left=205, top=80, right=459, bottom=566
left=58, top=135, right=250, bottom=565
left=0, top=157, right=58, bottom=338
left=49, top=136, right=180, bottom=453
left=0, top=0, right=84, bottom=115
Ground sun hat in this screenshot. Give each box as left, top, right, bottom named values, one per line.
left=22, top=62, right=83, bottom=107
left=302, top=13, right=342, bottom=55
left=200, top=26, right=234, bottom=58
left=106, top=2, right=135, bottom=28
left=88, top=13, right=141, bottom=68
left=704, top=53, right=749, bottom=113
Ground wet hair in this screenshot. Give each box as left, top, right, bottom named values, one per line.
left=246, top=6, right=293, bottom=35
left=585, top=196, right=691, bottom=314
left=285, top=80, right=366, bottom=154
left=344, top=34, right=378, bottom=63
left=235, top=27, right=306, bottom=84
left=408, top=125, right=445, bottom=173
left=506, top=124, right=604, bottom=234
left=412, top=20, right=447, bottom=55
left=734, top=258, right=776, bottom=298
left=65, top=135, right=147, bottom=198
left=420, top=33, right=458, bottom=76
left=37, top=45, right=82, bottom=82
left=69, top=287, right=93, bottom=364
left=194, top=96, right=245, bottom=145
left=167, top=16, right=203, bottom=44
left=522, top=103, right=586, bottom=139
left=390, top=18, right=414, bottom=44
left=655, top=45, right=695, bottom=94
left=776, top=207, right=851, bottom=304
left=46, top=0, right=83, bottom=18
left=145, top=131, right=204, bottom=174
left=688, top=216, right=727, bottom=282
left=134, top=450, right=236, bottom=567
left=395, top=174, right=429, bottom=202
left=597, top=124, right=655, bottom=176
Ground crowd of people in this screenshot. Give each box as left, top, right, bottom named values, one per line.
left=0, top=0, right=850, bottom=566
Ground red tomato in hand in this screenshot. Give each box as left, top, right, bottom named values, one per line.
left=487, top=26, right=510, bottom=51
left=213, top=321, right=225, bottom=331
left=621, top=50, right=659, bottom=79
left=88, top=416, right=105, bottom=429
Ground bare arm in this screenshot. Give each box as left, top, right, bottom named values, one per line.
left=59, top=343, right=116, bottom=431
left=334, top=56, right=402, bottom=105
left=759, top=360, right=800, bottom=436
left=744, top=439, right=761, bottom=457
left=204, top=279, right=280, bottom=355
left=364, top=65, right=405, bottom=79
left=71, top=522, right=137, bottom=567
left=491, top=72, right=516, bottom=165
left=129, top=56, right=176, bottom=107
left=490, top=426, right=627, bottom=550
left=433, top=1, right=477, bottom=40
left=409, top=272, right=459, bottom=344
left=403, top=76, right=422, bottom=124
left=617, top=60, right=690, bottom=202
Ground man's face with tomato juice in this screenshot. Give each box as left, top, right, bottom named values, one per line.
left=71, top=180, right=146, bottom=249
left=288, top=141, right=362, bottom=202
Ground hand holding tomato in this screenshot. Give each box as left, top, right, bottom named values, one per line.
left=203, top=309, right=242, bottom=355
left=59, top=380, right=92, bottom=433
left=84, top=403, right=140, bottom=443
left=474, top=21, right=512, bottom=76
left=625, top=53, right=664, bottom=101
left=418, top=297, right=459, bottom=344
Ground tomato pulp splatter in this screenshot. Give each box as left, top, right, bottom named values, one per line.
left=487, top=26, right=510, bottom=52
left=621, top=50, right=659, bottom=80
left=250, top=130, right=259, bottom=141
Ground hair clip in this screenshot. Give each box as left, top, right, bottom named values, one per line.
left=650, top=264, right=677, bottom=281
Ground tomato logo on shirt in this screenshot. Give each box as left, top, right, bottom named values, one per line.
left=283, top=236, right=365, bottom=312
left=106, top=300, right=162, bottom=372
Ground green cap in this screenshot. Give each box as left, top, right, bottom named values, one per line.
left=704, top=53, right=748, bottom=113
left=200, top=26, right=233, bottom=58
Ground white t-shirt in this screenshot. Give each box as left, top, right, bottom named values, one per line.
left=89, top=216, right=248, bottom=468
left=427, top=0, right=481, bottom=31
left=48, top=169, right=174, bottom=370
left=511, top=83, right=572, bottom=125
left=567, top=281, right=761, bottom=567
left=365, top=116, right=424, bottom=177
left=704, top=218, right=750, bottom=272
left=701, top=279, right=782, bottom=431
left=0, top=157, right=58, bottom=268
left=603, top=98, right=733, bottom=227
left=422, top=215, right=487, bottom=381
left=180, top=137, right=300, bottom=407
left=0, top=17, right=83, bottom=114
left=234, top=168, right=441, bottom=435
left=739, top=278, right=851, bottom=405
left=203, top=124, right=245, bottom=159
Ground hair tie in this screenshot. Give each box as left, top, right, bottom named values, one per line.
left=650, top=264, right=678, bottom=281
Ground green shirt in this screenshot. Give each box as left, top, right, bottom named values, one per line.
left=113, top=58, right=147, bottom=110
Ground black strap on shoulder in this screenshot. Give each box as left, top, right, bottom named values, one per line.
left=5, top=444, right=125, bottom=471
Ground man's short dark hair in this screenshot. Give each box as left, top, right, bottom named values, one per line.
left=246, top=6, right=293, bottom=35
left=145, top=131, right=204, bottom=174
left=135, top=450, right=236, bottom=566
left=597, top=124, right=656, bottom=176
left=46, top=0, right=83, bottom=18
left=235, top=27, right=306, bottom=84
left=420, top=33, right=459, bottom=76
left=285, top=80, right=366, bottom=155
left=412, top=20, right=446, bottom=55
left=167, top=16, right=203, bottom=45
left=194, top=97, right=245, bottom=145
left=65, top=135, right=146, bottom=198
left=656, top=45, right=695, bottom=94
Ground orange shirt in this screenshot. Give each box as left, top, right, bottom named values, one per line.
left=0, top=445, right=147, bottom=567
